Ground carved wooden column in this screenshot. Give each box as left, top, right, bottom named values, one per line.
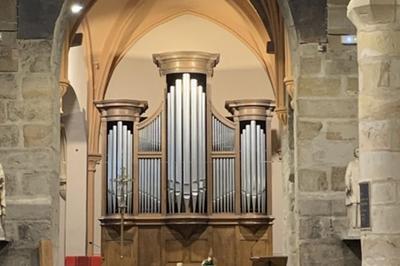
left=86, top=153, right=102, bottom=256
left=348, top=1, right=400, bottom=265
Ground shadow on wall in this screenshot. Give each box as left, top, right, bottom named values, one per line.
left=62, top=88, right=87, bottom=142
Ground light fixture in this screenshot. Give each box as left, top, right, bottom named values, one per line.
left=341, top=35, right=357, bottom=45
left=71, top=3, right=84, bottom=14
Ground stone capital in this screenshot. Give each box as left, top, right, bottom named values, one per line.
left=59, top=80, right=72, bottom=114
left=87, top=153, right=102, bottom=173
left=348, top=0, right=400, bottom=30
left=284, top=77, right=295, bottom=98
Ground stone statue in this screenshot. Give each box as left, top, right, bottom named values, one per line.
left=345, top=148, right=360, bottom=232
left=0, top=163, right=6, bottom=240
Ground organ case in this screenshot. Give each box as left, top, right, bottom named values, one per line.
left=96, top=51, right=275, bottom=266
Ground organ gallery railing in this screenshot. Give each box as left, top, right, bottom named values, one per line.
left=96, top=51, right=275, bottom=226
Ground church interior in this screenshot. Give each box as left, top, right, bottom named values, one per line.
left=0, top=0, right=399, bottom=265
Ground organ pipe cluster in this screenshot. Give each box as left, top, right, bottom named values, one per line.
left=97, top=52, right=275, bottom=220
left=139, top=159, right=161, bottom=213
left=213, top=158, right=235, bottom=213
left=107, top=121, right=133, bottom=214
left=240, top=121, right=266, bottom=213
left=167, top=73, right=206, bottom=213
left=212, top=116, right=235, bottom=151
left=139, top=115, right=161, bottom=152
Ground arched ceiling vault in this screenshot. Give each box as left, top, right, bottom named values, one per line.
left=84, top=0, right=277, bottom=100
left=67, top=0, right=288, bottom=153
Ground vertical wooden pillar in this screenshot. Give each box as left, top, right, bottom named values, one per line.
left=86, top=153, right=102, bottom=256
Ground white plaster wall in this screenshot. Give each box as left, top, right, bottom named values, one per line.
left=68, top=45, right=88, bottom=112
left=107, top=15, right=284, bottom=254
left=62, top=45, right=88, bottom=256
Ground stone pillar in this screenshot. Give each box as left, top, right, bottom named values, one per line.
left=86, top=153, right=101, bottom=256
left=348, top=1, right=400, bottom=265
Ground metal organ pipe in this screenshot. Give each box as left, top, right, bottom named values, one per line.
left=183, top=74, right=191, bottom=212
left=239, top=121, right=266, bottom=213
left=175, top=79, right=183, bottom=213
left=106, top=122, right=133, bottom=214
left=199, top=87, right=206, bottom=213
left=190, top=79, right=198, bottom=212
left=167, top=74, right=207, bottom=213
left=107, top=131, right=113, bottom=214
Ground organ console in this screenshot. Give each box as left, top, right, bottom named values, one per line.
left=96, top=51, right=275, bottom=266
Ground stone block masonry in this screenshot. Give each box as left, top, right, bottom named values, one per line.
left=0, top=0, right=63, bottom=264
left=286, top=0, right=361, bottom=265
left=348, top=1, right=400, bottom=265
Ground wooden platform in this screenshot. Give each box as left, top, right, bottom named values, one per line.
left=251, top=256, right=288, bottom=266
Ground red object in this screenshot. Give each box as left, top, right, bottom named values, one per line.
left=65, top=256, right=102, bottom=266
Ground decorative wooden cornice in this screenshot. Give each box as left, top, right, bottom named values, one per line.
left=153, top=51, right=220, bottom=76
left=225, top=99, right=275, bottom=121
left=94, top=99, right=148, bottom=122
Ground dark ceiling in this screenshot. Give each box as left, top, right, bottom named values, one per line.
left=15, top=0, right=327, bottom=44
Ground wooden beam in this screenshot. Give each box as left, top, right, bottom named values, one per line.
left=38, top=240, right=53, bottom=266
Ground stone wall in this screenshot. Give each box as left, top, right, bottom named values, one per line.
left=0, top=0, right=65, bottom=264
left=280, top=0, right=361, bottom=265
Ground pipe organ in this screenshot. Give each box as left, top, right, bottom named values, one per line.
left=96, top=52, right=275, bottom=266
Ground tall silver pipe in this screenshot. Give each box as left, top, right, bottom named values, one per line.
left=213, top=158, right=216, bottom=212
left=150, top=159, right=153, bottom=213
left=158, top=159, right=161, bottom=212
left=256, top=125, right=261, bottom=213
left=117, top=120, right=123, bottom=211
left=261, top=130, right=266, bottom=213
left=183, top=74, right=191, bottom=212
left=200, top=91, right=206, bottom=213
left=152, top=159, right=155, bottom=213
left=145, top=159, right=149, bottom=213
left=158, top=115, right=161, bottom=151
left=139, top=159, right=143, bottom=212
left=139, top=160, right=142, bottom=212
left=175, top=79, right=183, bottom=213
left=171, top=87, right=176, bottom=213
left=142, top=159, right=145, bottom=213
left=241, top=131, right=245, bottom=212
left=122, top=125, right=127, bottom=210
left=218, top=159, right=226, bottom=212
left=224, top=159, right=228, bottom=212
left=152, top=118, right=155, bottom=151
left=216, top=159, right=220, bottom=212
left=112, top=125, right=117, bottom=213
left=231, top=159, right=235, bottom=212
left=127, top=130, right=132, bottom=213
left=250, top=121, right=257, bottom=213
left=230, top=158, right=234, bottom=212
left=191, top=79, right=198, bottom=212
left=245, top=125, right=251, bottom=212
left=212, top=117, right=215, bottom=150
left=167, top=92, right=172, bottom=212
left=107, top=131, right=112, bottom=214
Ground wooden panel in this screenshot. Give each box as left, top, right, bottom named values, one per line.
left=212, top=227, right=236, bottom=265
left=39, top=240, right=53, bottom=266
left=190, top=239, right=209, bottom=262
left=102, top=241, right=135, bottom=266
left=238, top=226, right=272, bottom=266
left=138, top=227, right=161, bottom=266
left=166, top=240, right=184, bottom=262
left=102, top=224, right=271, bottom=266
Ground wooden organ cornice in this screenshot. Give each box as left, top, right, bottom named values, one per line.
left=96, top=51, right=275, bottom=265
